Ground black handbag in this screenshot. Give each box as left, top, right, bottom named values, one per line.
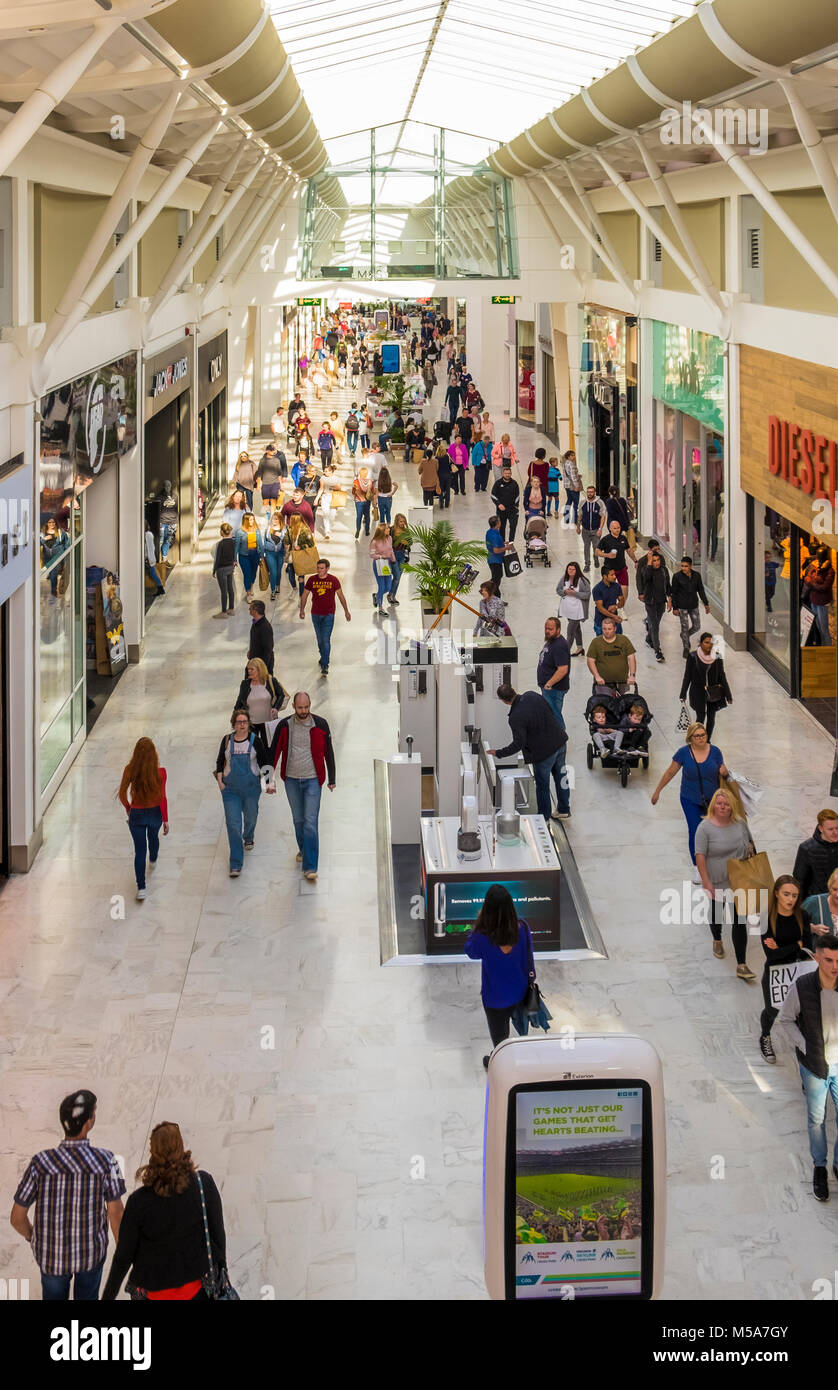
left=522, top=922, right=542, bottom=1013
left=704, top=658, right=725, bottom=705
left=196, top=1172, right=239, bottom=1301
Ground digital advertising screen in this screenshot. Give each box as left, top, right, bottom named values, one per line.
left=429, top=874, right=560, bottom=944
left=505, top=1081, right=651, bottom=1300
left=381, top=342, right=401, bottom=374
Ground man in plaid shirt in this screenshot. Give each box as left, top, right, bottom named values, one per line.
left=10, top=1089, right=125, bottom=1300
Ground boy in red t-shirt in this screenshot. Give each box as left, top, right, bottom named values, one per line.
left=299, top=559, right=352, bottom=674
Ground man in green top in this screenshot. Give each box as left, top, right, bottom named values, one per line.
left=586, top=615, right=637, bottom=690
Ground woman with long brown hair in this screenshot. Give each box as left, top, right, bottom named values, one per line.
left=101, top=1122, right=230, bottom=1301
left=758, top=875, right=813, bottom=1064
left=118, top=738, right=169, bottom=902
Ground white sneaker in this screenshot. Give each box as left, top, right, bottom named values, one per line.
left=136, top=888, right=146, bottom=901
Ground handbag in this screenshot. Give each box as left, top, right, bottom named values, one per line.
left=726, top=849, right=774, bottom=899
left=292, top=543, right=320, bottom=576
left=503, top=547, right=522, bottom=578
left=196, top=1172, right=239, bottom=1300
left=676, top=702, right=690, bottom=732
left=331, top=487, right=347, bottom=509
left=258, top=557, right=269, bottom=591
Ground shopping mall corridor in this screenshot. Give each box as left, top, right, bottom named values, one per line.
left=2, top=380, right=836, bottom=1300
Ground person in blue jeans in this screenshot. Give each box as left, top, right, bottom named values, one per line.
left=214, top=711, right=275, bottom=877
left=273, top=692, right=337, bottom=883
left=777, top=934, right=838, bottom=1203
left=388, top=513, right=410, bottom=605
left=536, top=616, right=570, bottom=731
left=264, top=511, right=285, bottom=598
left=345, top=405, right=361, bottom=455
left=235, top=513, right=264, bottom=601
left=489, top=683, right=571, bottom=821
left=10, top=1088, right=125, bottom=1301
left=650, top=721, right=728, bottom=877
left=118, top=736, right=169, bottom=902
left=299, top=559, right=352, bottom=674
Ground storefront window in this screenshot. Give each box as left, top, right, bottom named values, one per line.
left=39, top=563, right=73, bottom=738
left=576, top=307, right=636, bottom=504
left=516, top=320, right=535, bottom=423
left=751, top=505, right=792, bottom=677
left=651, top=322, right=725, bottom=606
left=801, top=539, right=837, bottom=731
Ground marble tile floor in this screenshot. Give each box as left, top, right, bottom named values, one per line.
left=1, top=372, right=837, bottom=1300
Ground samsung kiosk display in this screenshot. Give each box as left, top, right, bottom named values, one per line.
left=484, top=1036, right=665, bottom=1300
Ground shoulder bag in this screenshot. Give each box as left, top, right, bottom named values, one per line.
left=196, top=1172, right=239, bottom=1300
left=705, top=659, right=726, bottom=706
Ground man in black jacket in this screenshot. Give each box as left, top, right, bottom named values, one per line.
left=777, top=933, right=838, bottom=1202
left=670, top=555, right=711, bottom=657
left=642, top=551, right=672, bottom=662
left=491, top=466, right=520, bottom=542
left=794, top=811, right=838, bottom=899
left=488, top=684, right=570, bottom=821
left=247, top=600, right=274, bottom=674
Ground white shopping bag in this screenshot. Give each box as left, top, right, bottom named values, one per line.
left=726, top=768, right=764, bottom=818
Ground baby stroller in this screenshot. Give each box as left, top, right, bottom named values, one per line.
left=523, top=515, right=551, bottom=567
left=583, top=689, right=652, bottom=787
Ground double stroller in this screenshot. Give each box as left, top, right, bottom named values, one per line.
left=583, top=688, right=652, bottom=788
left=524, top=515, right=551, bottom=567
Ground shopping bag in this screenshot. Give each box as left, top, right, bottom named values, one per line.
left=502, top=547, right=522, bottom=578
left=374, top=558, right=392, bottom=577
left=725, top=768, right=764, bottom=818
left=411, top=447, right=424, bottom=463
left=726, top=850, right=774, bottom=900
left=258, top=557, right=270, bottom=591
left=291, top=544, right=320, bottom=576
left=676, top=702, right=690, bottom=733
left=331, top=487, right=347, bottom=509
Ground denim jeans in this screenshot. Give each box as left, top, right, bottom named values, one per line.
left=532, top=746, right=570, bottom=818
left=799, top=1062, right=838, bottom=1166
left=265, top=549, right=284, bottom=593
left=681, top=795, right=704, bottom=865
left=41, top=1261, right=104, bottom=1301
left=238, top=551, right=260, bottom=592
left=814, top=604, right=832, bottom=646
left=284, top=776, right=322, bottom=872
left=360, top=432, right=370, bottom=449
left=347, top=431, right=358, bottom=455
left=128, top=806, right=162, bottom=890
left=378, top=495, right=393, bottom=524
left=388, top=557, right=404, bottom=598
left=160, top=522, right=176, bottom=560
left=220, top=753, right=263, bottom=871
left=311, top=612, right=335, bottom=669
left=146, top=560, right=164, bottom=593
left=539, top=686, right=566, bottom=731
left=355, top=500, right=371, bottom=536
left=374, top=567, right=392, bottom=606
left=563, top=489, right=580, bottom=524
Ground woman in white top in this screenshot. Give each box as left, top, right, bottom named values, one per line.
left=310, top=362, right=326, bottom=400
left=234, top=659, right=285, bottom=748
left=481, top=412, right=495, bottom=450
left=318, top=463, right=339, bottom=540
left=556, top=561, right=591, bottom=656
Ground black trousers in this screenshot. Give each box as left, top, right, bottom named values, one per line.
left=690, top=693, right=718, bottom=739
left=488, top=561, right=504, bottom=594
left=498, top=510, right=519, bottom=543
left=484, top=1002, right=519, bottom=1048
left=709, top=897, right=747, bottom=964
left=450, top=469, right=464, bottom=496
left=473, top=463, right=490, bottom=491
left=760, top=964, right=777, bottom=1038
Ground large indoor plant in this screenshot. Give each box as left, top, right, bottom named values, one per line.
left=401, top=520, right=486, bottom=614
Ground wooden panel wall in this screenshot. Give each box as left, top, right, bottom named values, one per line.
left=739, top=342, right=838, bottom=545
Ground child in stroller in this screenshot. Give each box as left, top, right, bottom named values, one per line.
left=524, top=514, right=550, bottom=567
left=584, top=689, right=652, bottom=786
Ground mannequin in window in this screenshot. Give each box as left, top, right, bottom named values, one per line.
left=159, top=481, right=178, bottom=563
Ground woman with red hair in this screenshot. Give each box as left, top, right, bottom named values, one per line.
left=118, top=738, right=169, bottom=902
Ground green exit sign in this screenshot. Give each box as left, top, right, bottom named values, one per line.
left=491, top=295, right=516, bottom=304
left=297, top=297, right=322, bottom=306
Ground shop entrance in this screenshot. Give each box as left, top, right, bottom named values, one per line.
left=197, top=389, right=225, bottom=529
left=542, top=351, right=557, bottom=441
left=83, top=465, right=126, bottom=732
left=0, top=601, right=7, bottom=881
left=747, top=497, right=836, bottom=735
left=144, top=395, right=190, bottom=603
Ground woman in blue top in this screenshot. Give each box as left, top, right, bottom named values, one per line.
left=465, top=885, right=532, bottom=1069
left=650, top=721, right=729, bottom=879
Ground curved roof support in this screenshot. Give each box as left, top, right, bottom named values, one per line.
left=203, top=175, right=292, bottom=295
left=0, top=18, right=120, bottom=179
left=38, top=84, right=182, bottom=361
left=146, top=136, right=247, bottom=311
left=254, top=88, right=304, bottom=137
left=539, top=173, right=634, bottom=301
left=562, top=162, right=635, bottom=301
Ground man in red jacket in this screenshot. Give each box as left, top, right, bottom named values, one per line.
left=273, top=692, right=336, bottom=882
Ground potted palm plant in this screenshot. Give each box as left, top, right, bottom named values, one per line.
left=401, top=520, right=486, bottom=620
